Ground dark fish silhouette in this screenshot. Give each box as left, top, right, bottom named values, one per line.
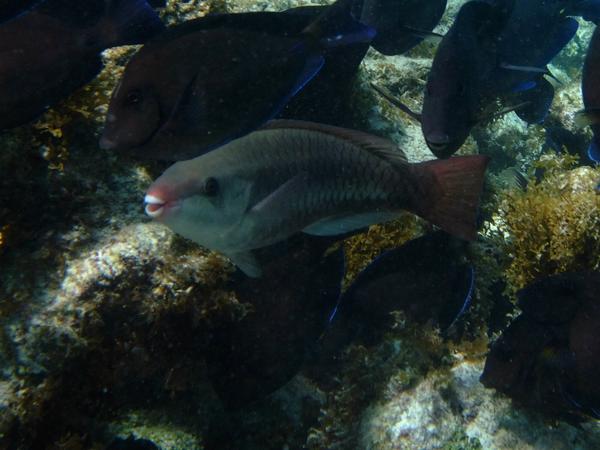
left=376, top=0, right=599, bottom=158
left=358, top=0, right=447, bottom=55
left=99, top=0, right=375, bottom=160
left=207, top=232, right=473, bottom=408
left=577, top=25, right=600, bottom=162
left=144, top=120, right=489, bottom=277
left=205, top=234, right=344, bottom=409
left=421, top=0, right=586, bottom=157
left=481, top=271, right=600, bottom=422
left=319, top=231, right=474, bottom=357
left=0, top=0, right=164, bottom=130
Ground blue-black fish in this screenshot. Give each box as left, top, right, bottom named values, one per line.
left=318, top=231, right=475, bottom=357
left=144, top=120, right=489, bottom=277
left=0, top=0, right=164, bottom=130
left=481, top=271, right=600, bottom=422
left=99, top=0, right=375, bottom=160
left=383, top=0, right=599, bottom=158
left=358, top=0, right=447, bottom=55
left=206, top=234, right=343, bottom=409
left=577, top=25, right=600, bottom=162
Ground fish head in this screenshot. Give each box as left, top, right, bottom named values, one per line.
left=100, top=79, right=161, bottom=151
left=421, top=51, right=473, bottom=158
left=144, top=156, right=253, bottom=251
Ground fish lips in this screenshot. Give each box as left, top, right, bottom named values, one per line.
left=144, top=194, right=181, bottom=219
left=425, top=135, right=464, bottom=158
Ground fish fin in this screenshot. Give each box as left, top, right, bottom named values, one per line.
left=263, top=119, right=408, bottom=163
left=250, top=172, right=311, bottom=214
left=282, top=56, right=325, bottom=105
left=588, top=140, right=600, bottom=163
left=503, top=168, right=529, bottom=191
left=574, top=108, right=600, bottom=128
left=443, top=266, right=475, bottom=330
left=514, top=77, right=554, bottom=124
left=159, top=75, right=206, bottom=136
left=527, top=18, right=578, bottom=68
left=370, top=83, right=423, bottom=123
left=303, top=212, right=399, bottom=236
left=413, top=155, right=490, bottom=241
left=511, top=80, right=537, bottom=94
left=402, top=27, right=444, bottom=44
left=225, top=250, right=262, bottom=278
left=302, top=0, right=376, bottom=48
left=100, top=0, right=165, bottom=47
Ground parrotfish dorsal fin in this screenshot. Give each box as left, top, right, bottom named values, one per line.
left=262, top=119, right=408, bottom=164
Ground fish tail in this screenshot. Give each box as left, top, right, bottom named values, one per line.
left=302, top=0, right=375, bottom=48
left=412, top=155, right=490, bottom=241
left=100, top=0, right=164, bottom=47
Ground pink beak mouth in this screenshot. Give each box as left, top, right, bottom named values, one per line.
left=144, top=194, right=166, bottom=218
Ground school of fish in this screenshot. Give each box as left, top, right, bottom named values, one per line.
left=1, top=0, right=599, bottom=422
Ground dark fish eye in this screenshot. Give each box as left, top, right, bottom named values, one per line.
left=125, top=90, right=142, bottom=106
left=203, top=177, right=218, bottom=196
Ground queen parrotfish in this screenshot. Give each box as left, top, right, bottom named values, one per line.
left=100, top=0, right=449, bottom=160
left=144, top=120, right=489, bottom=277
left=0, top=0, right=164, bottom=130
left=481, top=271, right=600, bottom=422
left=577, top=25, right=600, bottom=162
left=208, top=231, right=475, bottom=409
left=99, top=0, right=376, bottom=160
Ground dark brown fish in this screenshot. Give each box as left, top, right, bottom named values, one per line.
left=99, top=0, right=375, bottom=160
left=0, top=0, right=163, bottom=130
left=578, top=25, right=600, bottom=162
left=481, top=271, right=600, bottom=421
left=206, top=234, right=343, bottom=409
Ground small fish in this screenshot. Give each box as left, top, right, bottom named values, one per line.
left=144, top=120, right=489, bottom=277
left=318, top=231, right=475, bottom=358
left=99, top=0, right=375, bottom=160
left=206, top=234, right=343, bottom=408
left=0, top=0, right=164, bottom=130
left=415, top=0, right=586, bottom=157
left=481, top=271, right=600, bottom=422
left=577, top=25, right=600, bottom=163
left=358, top=0, right=447, bottom=55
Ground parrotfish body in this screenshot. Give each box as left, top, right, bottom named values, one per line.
left=579, top=25, right=600, bottom=162
left=144, top=120, right=489, bottom=277
left=421, top=0, right=591, bottom=158
left=481, top=271, right=600, bottom=422
left=0, top=0, right=164, bottom=130
left=100, top=0, right=375, bottom=160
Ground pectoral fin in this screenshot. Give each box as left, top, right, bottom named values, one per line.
left=303, top=212, right=399, bottom=236
left=250, top=172, right=311, bottom=214
left=575, top=108, right=600, bottom=128
left=226, top=250, right=262, bottom=278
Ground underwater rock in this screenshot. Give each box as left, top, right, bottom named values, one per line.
left=359, top=360, right=600, bottom=450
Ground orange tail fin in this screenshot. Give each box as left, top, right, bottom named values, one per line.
left=412, top=155, right=490, bottom=241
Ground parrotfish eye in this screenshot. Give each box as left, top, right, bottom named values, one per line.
left=124, top=90, right=143, bottom=107
left=203, top=177, right=219, bottom=196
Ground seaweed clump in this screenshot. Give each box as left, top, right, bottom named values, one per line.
left=497, top=153, right=600, bottom=292
left=342, top=213, right=425, bottom=287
